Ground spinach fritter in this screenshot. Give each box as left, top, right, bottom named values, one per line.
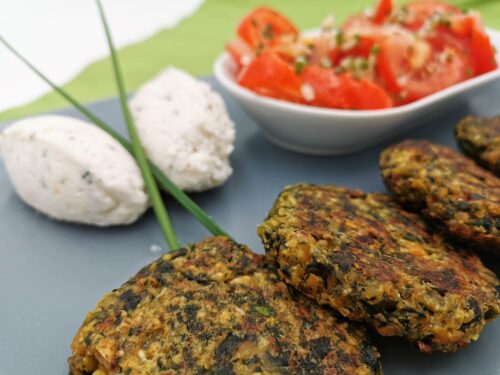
left=380, top=140, right=500, bottom=252
left=258, top=184, right=499, bottom=353
left=456, top=115, right=500, bottom=176
left=69, top=237, right=381, bottom=375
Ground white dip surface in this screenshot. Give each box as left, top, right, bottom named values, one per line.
left=0, top=115, right=148, bottom=226
left=130, top=67, right=235, bottom=192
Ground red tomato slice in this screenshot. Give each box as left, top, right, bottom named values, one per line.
left=330, top=34, right=379, bottom=65
left=373, top=0, right=393, bottom=24
left=470, top=23, right=498, bottom=75
left=226, top=39, right=254, bottom=69
left=339, top=74, right=394, bottom=109
left=377, top=33, right=469, bottom=103
left=332, top=19, right=387, bottom=65
left=238, top=51, right=302, bottom=102
left=301, top=66, right=343, bottom=108
left=396, top=1, right=461, bottom=31
left=301, top=67, right=393, bottom=110
left=237, top=7, right=298, bottom=50
left=447, top=13, right=475, bottom=38
left=429, top=13, right=496, bottom=76
left=343, top=14, right=377, bottom=32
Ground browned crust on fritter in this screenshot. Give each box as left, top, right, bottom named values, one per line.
left=69, top=236, right=381, bottom=375
left=380, top=140, right=500, bottom=253
left=258, top=184, right=500, bottom=353
left=456, top=116, right=500, bottom=176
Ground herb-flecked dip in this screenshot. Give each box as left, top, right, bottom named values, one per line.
left=455, top=116, right=500, bottom=176
left=380, top=140, right=500, bottom=253
left=258, top=184, right=500, bottom=353
left=69, top=237, right=381, bottom=375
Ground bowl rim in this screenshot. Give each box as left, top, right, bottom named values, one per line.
left=214, top=28, right=500, bottom=119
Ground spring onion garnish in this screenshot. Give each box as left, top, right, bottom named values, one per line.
left=95, top=0, right=179, bottom=250
left=0, top=36, right=231, bottom=240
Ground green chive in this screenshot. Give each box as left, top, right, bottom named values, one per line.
left=370, top=45, right=380, bottom=56
left=335, top=30, right=345, bottom=46
left=294, top=56, right=307, bottom=74
left=96, top=0, right=180, bottom=249
left=262, top=24, right=274, bottom=40
left=0, top=35, right=231, bottom=241
left=335, top=66, right=346, bottom=75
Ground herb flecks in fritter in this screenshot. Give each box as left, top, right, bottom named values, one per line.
left=69, top=237, right=381, bottom=375
left=380, top=140, right=500, bottom=252
left=258, top=184, right=499, bottom=353
left=455, top=116, right=500, bottom=176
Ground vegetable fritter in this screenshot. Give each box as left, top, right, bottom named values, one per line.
left=258, top=184, right=500, bottom=353
left=69, top=237, right=381, bottom=375
left=380, top=140, right=500, bottom=252
left=455, top=115, right=500, bottom=176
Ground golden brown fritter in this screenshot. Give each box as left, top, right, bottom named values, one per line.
left=380, top=140, right=500, bottom=252
left=69, top=236, right=381, bottom=375
left=456, top=116, right=500, bottom=176
left=258, top=184, right=500, bottom=353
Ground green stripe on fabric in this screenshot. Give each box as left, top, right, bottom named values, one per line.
left=1, top=0, right=499, bottom=121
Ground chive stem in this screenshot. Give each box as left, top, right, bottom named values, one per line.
left=0, top=35, right=231, bottom=241
left=95, top=0, right=180, bottom=250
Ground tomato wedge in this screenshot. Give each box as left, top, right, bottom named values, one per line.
left=336, top=18, right=388, bottom=64
left=377, top=33, right=469, bottom=103
left=470, top=23, right=498, bottom=75
left=446, top=13, right=475, bottom=38
left=339, top=73, right=394, bottom=109
left=238, top=51, right=302, bottom=102
left=330, top=33, right=379, bottom=65
left=428, top=12, right=496, bottom=76
left=302, top=67, right=393, bottom=110
left=226, top=39, right=254, bottom=69
left=396, top=1, right=461, bottom=31
left=237, top=7, right=298, bottom=50
left=301, top=67, right=343, bottom=108
left=373, top=0, right=393, bottom=24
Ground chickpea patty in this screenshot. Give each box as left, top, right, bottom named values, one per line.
left=258, top=184, right=499, bottom=353
left=380, top=140, right=500, bottom=252
left=69, top=237, right=381, bottom=375
left=455, top=115, right=500, bottom=176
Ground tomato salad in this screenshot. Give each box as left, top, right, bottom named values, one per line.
left=226, top=0, right=498, bottom=110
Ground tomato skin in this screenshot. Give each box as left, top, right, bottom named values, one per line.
left=301, top=67, right=343, bottom=108
left=339, top=74, right=394, bottom=109
left=237, top=7, right=298, bottom=50
left=301, top=67, right=393, bottom=110
left=238, top=51, right=302, bottom=102
left=226, top=39, right=254, bottom=69
left=330, top=34, right=378, bottom=66
left=377, top=33, right=469, bottom=103
left=470, top=24, right=498, bottom=75
left=429, top=12, right=496, bottom=76
left=373, top=0, right=393, bottom=24
left=376, top=34, right=411, bottom=94
left=396, top=1, right=461, bottom=31
left=447, top=14, right=474, bottom=38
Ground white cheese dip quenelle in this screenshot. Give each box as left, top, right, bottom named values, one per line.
left=130, top=67, right=235, bottom=192
left=0, top=115, right=148, bottom=226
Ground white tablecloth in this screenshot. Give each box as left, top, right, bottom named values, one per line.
left=0, top=0, right=204, bottom=113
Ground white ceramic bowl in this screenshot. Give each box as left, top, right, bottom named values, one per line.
left=214, top=29, right=500, bottom=155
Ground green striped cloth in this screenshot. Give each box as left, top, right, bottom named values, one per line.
left=1, top=0, right=498, bottom=121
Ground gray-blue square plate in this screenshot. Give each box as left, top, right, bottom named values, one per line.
left=0, top=77, right=498, bottom=374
